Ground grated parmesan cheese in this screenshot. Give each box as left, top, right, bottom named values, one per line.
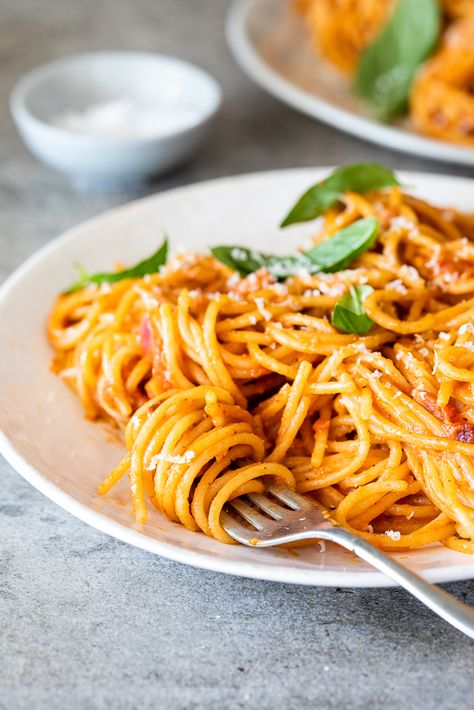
left=317, top=281, right=345, bottom=297
left=426, top=245, right=443, bottom=270
left=270, top=283, right=288, bottom=296
left=399, top=264, right=422, bottom=284
left=230, top=247, right=249, bottom=261
left=246, top=272, right=260, bottom=287
left=390, top=216, right=417, bottom=233
left=146, top=450, right=196, bottom=469
left=296, top=270, right=312, bottom=281
left=441, top=272, right=458, bottom=283
left=227, top=273, right=241, bottom=288
left=135, top=287, right=160, bottom=309
left=53, top=97, right=201, bottom=139
left=386, top=279, right=407, bottom=295
left=58, top=367, right=79, bottom=379
left=385, top=530, right=401, bottom=541
left=254, top=297, right=272, bottom=322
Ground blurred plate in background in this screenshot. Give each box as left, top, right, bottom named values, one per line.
left=227, top=0, right=474, bottom=167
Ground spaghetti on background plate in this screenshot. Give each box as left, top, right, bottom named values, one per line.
left=299, top=0, right=474, bottom=147
left=48, top=163, right=474, bottom=554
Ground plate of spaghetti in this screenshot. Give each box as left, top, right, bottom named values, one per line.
left=228, top=0, right=474, bottom=165
left=3, top=164, right=474, bottom=587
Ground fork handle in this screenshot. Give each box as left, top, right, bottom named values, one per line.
left=320, top=527, right=474, bottom=639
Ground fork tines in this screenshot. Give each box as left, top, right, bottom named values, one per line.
left=223, top=485, right=315, bottom=541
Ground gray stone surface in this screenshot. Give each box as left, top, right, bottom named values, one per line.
left=1, top=1, right=474, bottom=708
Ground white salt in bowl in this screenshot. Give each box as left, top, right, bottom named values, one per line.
left=10, top=52, right=222, bottom=189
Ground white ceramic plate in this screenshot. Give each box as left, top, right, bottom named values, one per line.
left=1, top=168, right=474, bottom=587
left=227, top=0, right=474, bottom=167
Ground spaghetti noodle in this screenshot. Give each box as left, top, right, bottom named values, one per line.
left=411, top=20, right=474, bottom=147
left=298, top=0, right=474, bottom=146
left=441, top=0, right=474, bottom=19
left=299, top=0, right=393, bottom=74
left=48, top=178, right=474, bottom=553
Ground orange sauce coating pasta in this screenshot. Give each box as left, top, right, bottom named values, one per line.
left=49, top=187, right=474, bottom=553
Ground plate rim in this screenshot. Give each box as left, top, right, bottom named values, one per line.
left=226, top=0, right=474, bottom=167
left=2, top=167, right=474, bottom=588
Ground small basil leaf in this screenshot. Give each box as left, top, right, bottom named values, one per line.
left=331, top=284, right=374, bottom=334
left=304, top=217, right=379, bottom=273
left=355, top=0, right=440, bottom=120
left=281, top=163, right=400, bottom=227
left=65, top=238, right=168, bottom=293
left=211, top=245, right=312, bottom=280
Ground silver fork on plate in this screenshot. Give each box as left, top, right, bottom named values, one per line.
left=221, top=483, right=474, bottom=639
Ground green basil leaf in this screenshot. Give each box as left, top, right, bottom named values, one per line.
left=355, top=0, right=440, bottom=120
left=281, top=163, right=399, bottom=227
left=65, top=237, right=168, bottom=293
left=212, top=217, right=379, bottom=280
left=211, top=245, right=311, bottom=280
left=331, top=284, right=374, bottom=334
left=304, top=217, right=379, bottom=273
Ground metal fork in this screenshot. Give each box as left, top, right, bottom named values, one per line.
left=222, top=484, right=474, bottom=639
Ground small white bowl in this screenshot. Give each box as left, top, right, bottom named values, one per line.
left=10, top=51, right=222, bottom=189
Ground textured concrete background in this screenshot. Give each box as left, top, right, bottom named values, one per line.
left=1, top=1, right=474, bottom=708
